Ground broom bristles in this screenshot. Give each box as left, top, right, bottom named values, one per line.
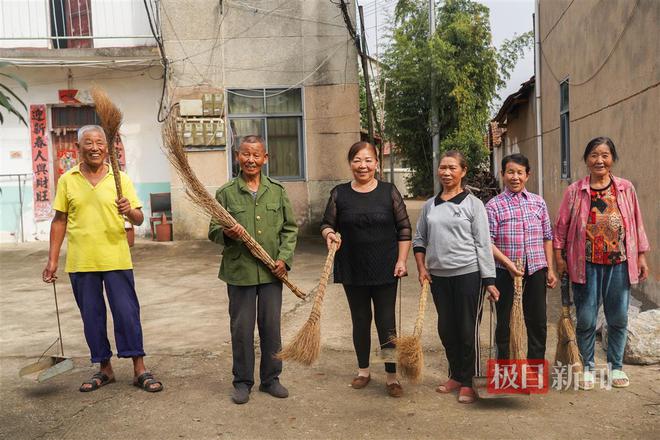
left=508, top=259, right=527, bottom=360
left=161, top=115, right=306, bottom=299
left=396, top=335, right=424, bottom=382
left=395, top=280, right=430, bottom=382
left=555, top=307, right=583, bottom=370
left=90, top=86, right=122, bottom=145
left=90, top=86, right=123, bottom=197
left=277, top=235, right=339, bottom=365
left=277, top=318, right=321, bottom=365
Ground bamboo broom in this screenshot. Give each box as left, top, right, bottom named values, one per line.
left=161, top=116, right=306, bottom=299
left=508, top=259, right=526, bottom=360
left=555, top=272, right=582, bottom=371
left=277, top=235, right=339, bottom=364
left=394, top=280, right=430, bottom=383
left=90, top=87, right=123, bottom=198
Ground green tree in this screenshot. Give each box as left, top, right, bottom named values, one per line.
left=0, top=62, right=28, bottom=126
left=383, top=0, right=531, bottom=196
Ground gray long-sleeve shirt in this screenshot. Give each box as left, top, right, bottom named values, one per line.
left=413, top=191, right=496, bottom=285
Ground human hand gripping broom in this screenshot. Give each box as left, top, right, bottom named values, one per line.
left=161, top=116, right=306, bottom=299
left=394, top=279, right=430, bottom=383
left=277, top=234, right=340, bottom=364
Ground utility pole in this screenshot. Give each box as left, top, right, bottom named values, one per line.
left=358, top=6, right=377, bottom=170
left=372, top=0, right=392, bottom=184
left=429, top=0, right=440, bottom=194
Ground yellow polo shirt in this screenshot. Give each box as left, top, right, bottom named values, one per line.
left=53, top=165, right=142, bottom=273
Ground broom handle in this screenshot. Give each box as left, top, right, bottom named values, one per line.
left=560, top=273, right=572, bottom=307
left=107, top=136, right=123, bottom=199
left=319, top=235, right=339, bottom=292
left=237, top=229, right=306, bottom=299
left=310, top=235, right=339, bottom=315
left=52, top=282, right=65, bottom=357
left=412, top=280, right=429, bottom=337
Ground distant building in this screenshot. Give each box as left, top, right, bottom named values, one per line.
left=0, top=1, right=360, bottom=241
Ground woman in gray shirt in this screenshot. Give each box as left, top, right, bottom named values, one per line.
left=413, top=150, right=499, bottom=404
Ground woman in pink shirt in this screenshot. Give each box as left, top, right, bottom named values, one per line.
left=554, top=136, right=650, bottom=390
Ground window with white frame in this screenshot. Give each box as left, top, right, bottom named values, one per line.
left=227, top=88, right=304, bottom=180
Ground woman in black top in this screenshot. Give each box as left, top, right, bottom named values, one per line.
left=320, top=141, right=412, bottom=398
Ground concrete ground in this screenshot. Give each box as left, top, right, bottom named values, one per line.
left=1, top=202, right=659, bottom=439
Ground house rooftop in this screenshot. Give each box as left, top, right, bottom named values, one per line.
left=493, top=76, right=535, bottom=124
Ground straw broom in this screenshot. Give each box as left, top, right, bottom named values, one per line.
left=394, top=280, right=430, bottom=383
left=90, top=87, right=123, bottom=198
left=277, top=235, right=339, bottom=365
left=555, top=272, right=582, bottom=371
left=161, top=116, right=306, bottom=299
left=508, top=259, right=526, bottom=360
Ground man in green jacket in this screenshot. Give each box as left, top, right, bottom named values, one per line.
left=209, top=135, right=298, bottom=404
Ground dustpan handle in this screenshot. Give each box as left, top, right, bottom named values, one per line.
left=53, top=282, right=65, bottom=357
left=475, top=287, right=493, bottom=377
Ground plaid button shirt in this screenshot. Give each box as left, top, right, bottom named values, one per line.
left=485, top=188, right=553, bottom=275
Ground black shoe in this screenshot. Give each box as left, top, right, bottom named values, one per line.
left=231, top=386, right=250, bottom=404
left=258, top=380, right=289, bottom=398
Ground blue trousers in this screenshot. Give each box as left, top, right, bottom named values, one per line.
left=572, top=262, right=630, bottom=371
left=69, top=270, right=145, bottom=363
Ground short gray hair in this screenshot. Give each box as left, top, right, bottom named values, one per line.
left=240, top=135, right=265, bottom=147
left=77, top=125, right=106, bottom=143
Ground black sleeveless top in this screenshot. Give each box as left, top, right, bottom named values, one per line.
left=320, top=181, right=411, bottom=286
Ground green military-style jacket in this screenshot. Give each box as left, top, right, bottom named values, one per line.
left=208, top=172, right=298, bottom=286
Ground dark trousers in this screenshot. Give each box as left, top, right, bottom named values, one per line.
left=430, top=271, right=483, bottom=387
left=69, top=270, right=145, bottom=363
left=343, top=282, right=398, bottom=373
left=227, top=282, right=283, bottom=389
left=495, top=268, right=547, bottom=360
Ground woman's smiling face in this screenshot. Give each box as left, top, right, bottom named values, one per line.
left=350, top=146, right=378, bottom=183
left=586, top=143, right=614, bottom=179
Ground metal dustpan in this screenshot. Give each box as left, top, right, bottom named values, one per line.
left=473, top=295, right=527, bottom=399
left=19, top=283, right=74, bottom=382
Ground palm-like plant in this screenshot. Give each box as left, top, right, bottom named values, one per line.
left=0, top=61, right=28, bottom=125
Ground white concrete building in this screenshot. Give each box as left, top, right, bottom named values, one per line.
left=1, top=0, right=361, bottom=241
left=0, top=0, right=169, bottom=242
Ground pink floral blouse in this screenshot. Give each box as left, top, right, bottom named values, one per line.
left=553, top=175, right=649, bottom=285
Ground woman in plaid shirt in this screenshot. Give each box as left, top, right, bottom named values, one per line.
left=485, top=154, right=558, bottom=362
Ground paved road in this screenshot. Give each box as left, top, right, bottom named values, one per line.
left=1, top=221, right=658, bottom=439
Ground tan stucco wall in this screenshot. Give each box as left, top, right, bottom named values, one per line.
left=170, top=82, right=359, bottom=239
left=539, top=0, right=660, bottom=304
left=501, top=97, right=540, bottom=192
left=304, top=83, right=359, bottom=234
left=162, top=0, right=360, bottom=239
left=170, top=150, right=228, bottom=240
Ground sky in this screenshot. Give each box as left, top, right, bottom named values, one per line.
left=357, top=0, right=536, bottom=111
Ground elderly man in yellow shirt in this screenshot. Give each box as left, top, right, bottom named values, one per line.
left=42, top=125, right=163, bottom=393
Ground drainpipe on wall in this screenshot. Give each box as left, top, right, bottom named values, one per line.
left=534, top=0, right=544, bottom=197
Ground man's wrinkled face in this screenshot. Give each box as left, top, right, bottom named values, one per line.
left=237, top=142, right=267, bottom=178
left=78, top=130, right=108, bottom=168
